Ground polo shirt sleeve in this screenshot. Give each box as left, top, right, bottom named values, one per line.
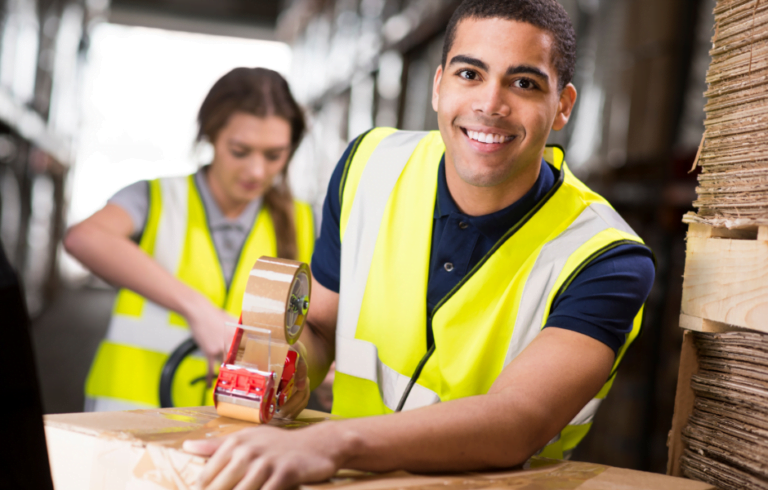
left=108, top=180, right=149, bottom=241
left=543, top=243, right=655, bottom=357
left=310, top=137, right=360, bottom=293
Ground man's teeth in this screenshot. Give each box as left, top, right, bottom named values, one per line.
left=467, top=130, right=513, bottom=144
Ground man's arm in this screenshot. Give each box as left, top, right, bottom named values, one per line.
left=273, top=277, right=338, bottom=419
left=301, top=277, right=338, bottom=392
left=184, top=326, right=613, bottom=490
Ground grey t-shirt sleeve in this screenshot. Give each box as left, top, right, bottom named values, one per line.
left=108, top=180, right=149, bottom=240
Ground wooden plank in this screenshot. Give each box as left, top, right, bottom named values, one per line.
left=759, top=226, right=768, bottom=242
left=679, top=313, right=748, bottom=333
left=668, top=331, right=699, bottom=477
left=687, top=222, right=758, bottom=240
left=681, top=234, right=768, bottom=331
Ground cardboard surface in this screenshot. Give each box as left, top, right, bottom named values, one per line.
left=45, top=407, right=339, bottom=489
left=668, top=330, right=699, bottom=477
left=45, top=407, right=713, bottom=490
left=673, top=330, right=768, bottom=489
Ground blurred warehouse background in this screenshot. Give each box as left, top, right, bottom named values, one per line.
left=0, top=0, right=712, bottom=475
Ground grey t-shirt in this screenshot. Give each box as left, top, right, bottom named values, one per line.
left=108, top=167, right=262, bottom=287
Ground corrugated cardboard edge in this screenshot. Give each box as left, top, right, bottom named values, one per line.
left=667, top=330, right=699, bottom=477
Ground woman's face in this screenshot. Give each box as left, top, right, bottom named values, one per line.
left=209, top=112, right=292, bottom=205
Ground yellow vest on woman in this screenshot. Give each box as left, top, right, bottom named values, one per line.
left=332, top=128, right=647, bottom=459
left=85, top=175, right=314, bottom=411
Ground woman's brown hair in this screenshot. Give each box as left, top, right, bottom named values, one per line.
left=197, top=67, right=306, bottom=260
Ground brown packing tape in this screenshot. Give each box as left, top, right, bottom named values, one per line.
left=241, top=256, right=310, bottom=345
left=237, top=256, right=311, bottom=384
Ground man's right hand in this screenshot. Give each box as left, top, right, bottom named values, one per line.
left=275, top=341, right=310, bottom=419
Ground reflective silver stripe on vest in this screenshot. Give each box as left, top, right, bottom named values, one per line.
left=106, top=176, right=191, bottom=353
left=570, top=398, right=602, bottom=426
left=336, top=130, right=441, bottom=411
left=105, top=310, right=192, bottom=353
left=337, top=337, right=441, bottom=411
left=85, top=395, right=153, bottom=412
left=505, top=202, right=637, bottom=428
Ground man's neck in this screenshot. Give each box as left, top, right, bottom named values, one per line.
left=444, top=157, right=542, bottom=217
left=204, top=168, right=249, bottom=219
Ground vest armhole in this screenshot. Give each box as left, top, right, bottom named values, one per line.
left=139, top=179, right=163, bottom=255
left=339, top=129, right=374, bottom=207
left=294, top=200, right=315, bottom=263
left=550, top=238, right=649, bottom=307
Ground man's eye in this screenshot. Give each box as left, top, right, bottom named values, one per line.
left=458, top=69, right=478, bottom=80
left=265, top=152, right=283, bottom=162
left=230, top=148, right=248, bottom=158
left=514, top=78, right=536, bottom=90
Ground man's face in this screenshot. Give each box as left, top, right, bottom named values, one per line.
left=433, top=17, right=575, bottom=188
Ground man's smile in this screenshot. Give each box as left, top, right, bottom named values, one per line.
left=459, top=125, right=517, bottom=153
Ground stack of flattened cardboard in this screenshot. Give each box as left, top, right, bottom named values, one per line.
left=688, top=0, right=768, bottom=228
left=680, top=330, right=768, bottom=489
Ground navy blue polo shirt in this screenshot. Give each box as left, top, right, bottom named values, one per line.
left=311, top=135, right=655, bottom=356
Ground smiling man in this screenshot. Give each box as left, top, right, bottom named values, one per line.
left=184, top=1, right=655, bottom=489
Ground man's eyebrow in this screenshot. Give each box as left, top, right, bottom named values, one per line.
left=506, top=65, right=549, bottom=82
left=448, top=55, right=488, bottom=72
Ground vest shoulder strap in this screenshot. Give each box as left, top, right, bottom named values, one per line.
left=337, top=130, right=431, bottom=343
left=150, top=175, right=191, bottom=273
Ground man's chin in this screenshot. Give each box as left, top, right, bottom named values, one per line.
left=455, top=169, right=512, bottom=188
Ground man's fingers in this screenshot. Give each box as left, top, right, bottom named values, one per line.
left=260, top=465, right=299, bottom=490
left=197, top=437, right=241, bottom=488
left=277, top=383, right=310, bottom=420
left=294, top=357, right=309, bottom=391
left=183, top=437, right=224, bottom=456
left=233, top=458, right=273, bottom=490
left=206, top=445, right=264, bottom=490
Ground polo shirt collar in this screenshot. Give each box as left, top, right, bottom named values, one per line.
left=434, top=154, right=555, bottom=242
left=194, top=166, right=263, bottom=230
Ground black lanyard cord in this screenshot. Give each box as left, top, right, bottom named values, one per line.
left=395, top=344, right=436, bottom=412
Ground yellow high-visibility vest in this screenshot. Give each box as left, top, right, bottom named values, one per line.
left=85, top=174, right=314, bottom=411
left=332, top=128, right=647, bottom=459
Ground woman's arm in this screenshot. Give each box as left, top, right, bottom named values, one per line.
left=64, top=203, right=235, bottom=368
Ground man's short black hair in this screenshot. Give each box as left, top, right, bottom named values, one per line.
left=441, top=0, right=576, bottom=91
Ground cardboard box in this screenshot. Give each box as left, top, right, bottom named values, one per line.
left=45, top=407, right=338, bottom=489
left=45, top=406, right=713, bottom=490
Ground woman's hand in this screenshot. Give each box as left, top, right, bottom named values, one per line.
left=183, top=298, right=237, bottom=373
left=184, top=424, right=345, bottom=490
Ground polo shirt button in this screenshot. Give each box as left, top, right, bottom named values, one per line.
left=459, top=221, right=468, bottom=229
left=444, top=262, right=454, bottom=272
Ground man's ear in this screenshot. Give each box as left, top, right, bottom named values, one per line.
left=431, top=65, right=443, bottom=113
left=552, top=83, right=577, bottom=131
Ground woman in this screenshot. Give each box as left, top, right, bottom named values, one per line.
left=65, top=67, right=314, bottom=411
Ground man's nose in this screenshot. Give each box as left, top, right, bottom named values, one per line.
left=472, top=81, right=510, bottom=117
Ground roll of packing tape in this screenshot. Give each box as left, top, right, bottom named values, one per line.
left=241, top=256, right=311, bottom=345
